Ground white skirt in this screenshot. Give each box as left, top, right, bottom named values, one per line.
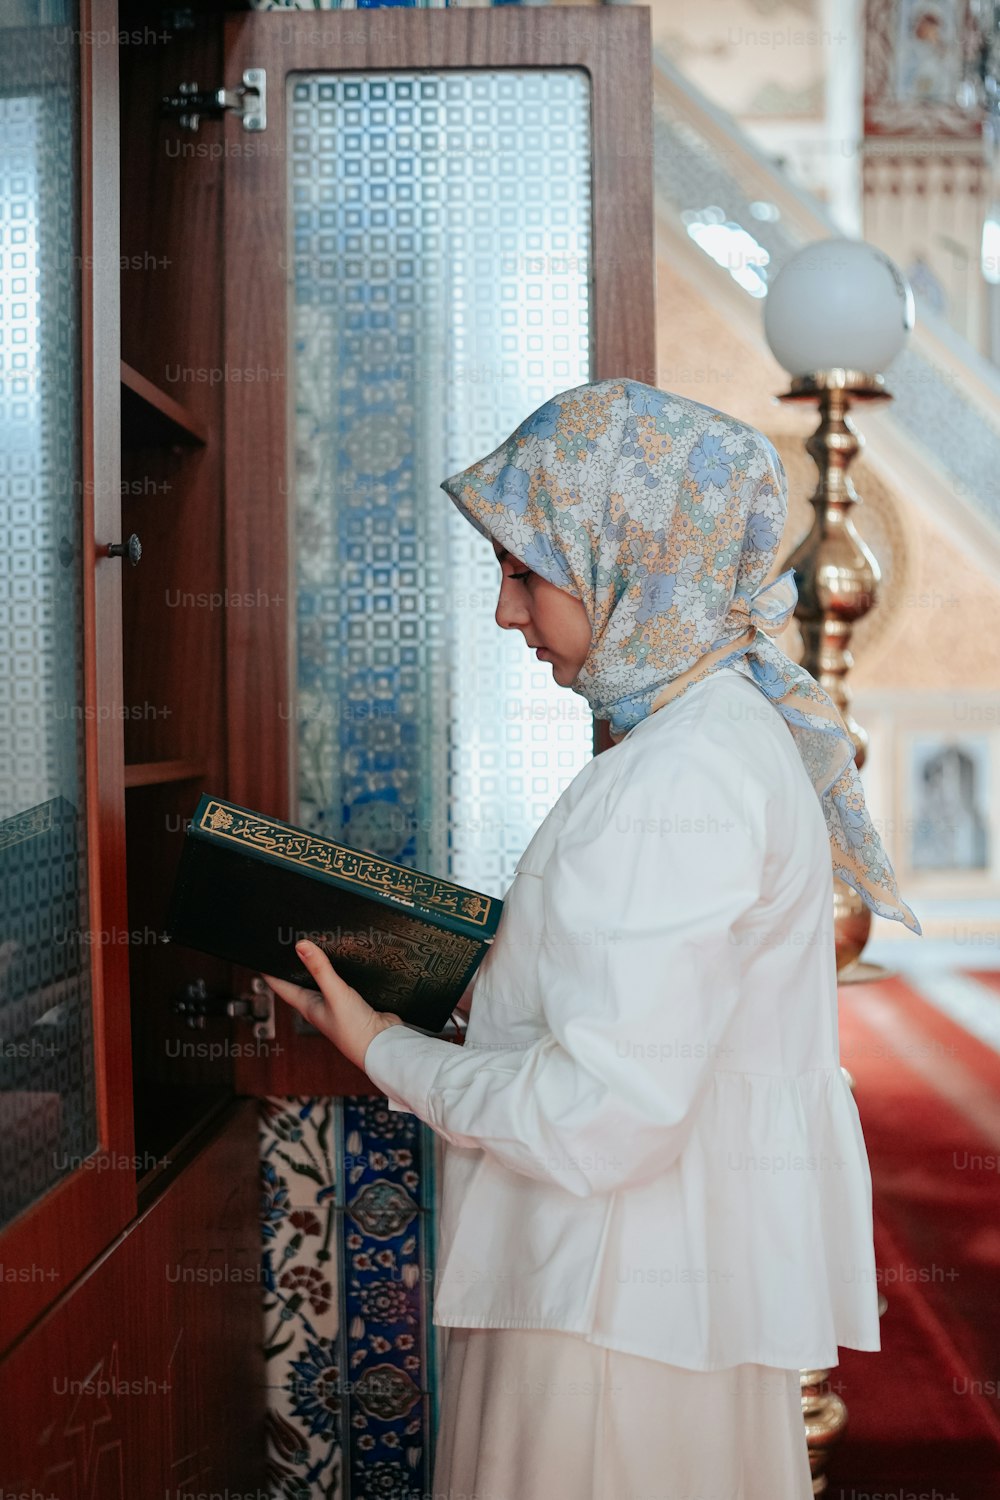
left=431, top=1325, right=813, bottom=1500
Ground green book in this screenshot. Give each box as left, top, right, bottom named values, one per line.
left=164, top=794, right=502, bottom=1036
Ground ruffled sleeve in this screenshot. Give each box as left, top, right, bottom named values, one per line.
left=363, top=744, right=767, bottom=1197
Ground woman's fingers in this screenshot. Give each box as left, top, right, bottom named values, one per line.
left=262, top=940, right=353, bottom=1042
left=293, top=939, right=356, bottom=1001
left=261, top=970, right=329, bottom=1028
left=261, top=939, right=402, bottom=1069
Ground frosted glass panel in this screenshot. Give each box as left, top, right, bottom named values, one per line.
left=288, top=70, right=594, bottom=894
left=0, top=8, right=98, bottom=1228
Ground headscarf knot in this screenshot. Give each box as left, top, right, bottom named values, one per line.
left=740, top=566, right=798, bottom=636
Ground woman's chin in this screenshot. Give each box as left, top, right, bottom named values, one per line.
left=539, top=653, right=582, bottom=688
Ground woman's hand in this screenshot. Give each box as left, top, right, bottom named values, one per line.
left=261, top=939, right=405, bottom=1073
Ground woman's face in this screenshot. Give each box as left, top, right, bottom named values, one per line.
left=492, top=539, right=592, bottom=687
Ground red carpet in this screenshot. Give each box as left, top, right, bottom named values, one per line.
left=826, top=972, right=1000, bottom=1500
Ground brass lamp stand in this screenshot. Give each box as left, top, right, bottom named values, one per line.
left=776, top=369, right=894, bottom=1495
left=776, top=368, right=895, bottom=982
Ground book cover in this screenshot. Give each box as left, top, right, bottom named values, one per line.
left=164, top=795, right=503, bottom=1035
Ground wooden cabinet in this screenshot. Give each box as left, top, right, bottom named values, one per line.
left=0, top=2, right=265, bottom=1489
left=1, top=0, right=135, bottom=1359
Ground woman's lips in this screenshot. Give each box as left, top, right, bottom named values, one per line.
left=535, top=648, right=551, bottom=660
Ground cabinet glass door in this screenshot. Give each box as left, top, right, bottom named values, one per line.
left=288, top=68, right=595, bottom=892
left=222, top=6, right=655, bottom=1094
left=0, top=3, right=98, bottom=1228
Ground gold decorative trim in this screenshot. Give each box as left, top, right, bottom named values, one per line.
left=198, top=799, right=496, bottom=929
left=0, top=799, right=56, bottom=853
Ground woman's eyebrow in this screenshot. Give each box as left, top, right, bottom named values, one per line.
left=495, top=546, right=509, bottom=564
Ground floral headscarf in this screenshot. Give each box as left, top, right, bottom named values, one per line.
left=440, top=377, right=921, bottom=936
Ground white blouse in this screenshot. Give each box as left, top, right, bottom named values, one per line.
left=363, top=666, right=883, bottom=1372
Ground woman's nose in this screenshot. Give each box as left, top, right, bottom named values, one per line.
left=495, top=579, right=529, bottom=631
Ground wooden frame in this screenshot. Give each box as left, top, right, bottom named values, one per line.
left=0, top=0, right=136, bottom=1356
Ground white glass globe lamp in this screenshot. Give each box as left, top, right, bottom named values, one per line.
left=764, top=238, right=915, bottom=389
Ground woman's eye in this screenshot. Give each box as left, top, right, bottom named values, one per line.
left=509, top=570, right=531, bottom=583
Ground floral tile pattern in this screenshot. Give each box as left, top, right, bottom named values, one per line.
left=259, top=1096, right=439, bottom=1500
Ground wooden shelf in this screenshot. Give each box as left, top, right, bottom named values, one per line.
left=124, top=758, right=207, bottom=789
left=120, top=359, right=209, bottom=448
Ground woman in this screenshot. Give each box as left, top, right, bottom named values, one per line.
left=264, top=378, right=921, bottom=1499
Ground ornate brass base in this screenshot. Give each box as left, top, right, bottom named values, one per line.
left=801, top=1367, right=848, bottom=1495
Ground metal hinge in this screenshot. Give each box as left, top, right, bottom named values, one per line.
left=174, top=974, right=276, bottom=1041
left=161, top=68, right=266, bottom=133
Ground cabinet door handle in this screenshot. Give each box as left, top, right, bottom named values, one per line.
left=106, top=533, right=142, bottom=566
